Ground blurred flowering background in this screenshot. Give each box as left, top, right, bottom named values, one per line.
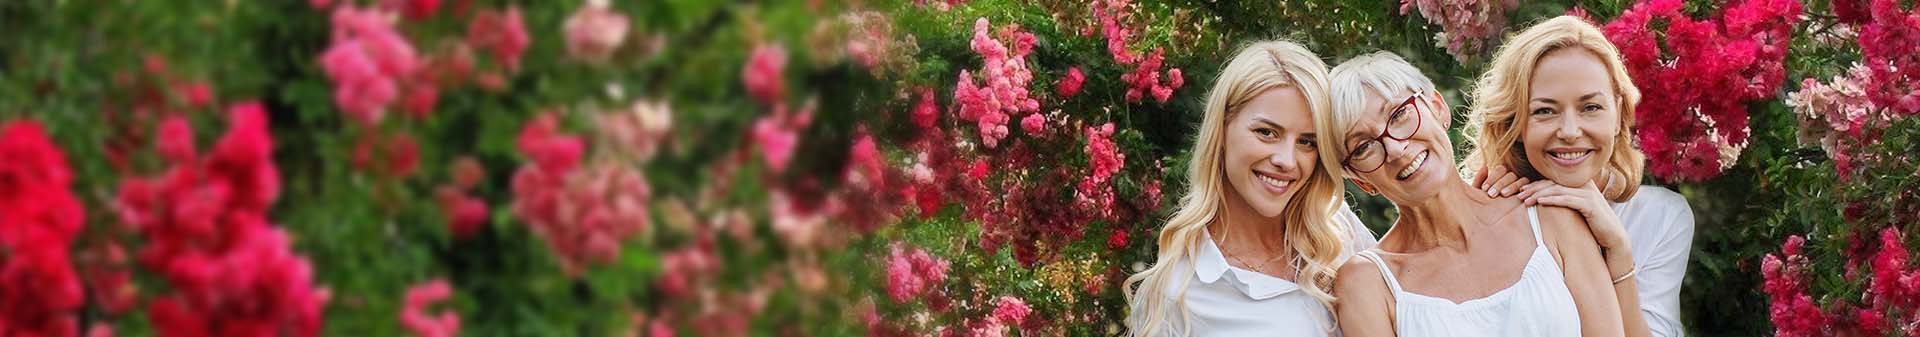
left=0, top=0, right=1915, bottom=336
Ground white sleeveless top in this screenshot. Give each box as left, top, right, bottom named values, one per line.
left=1354, top=207, right=1583, bottom=337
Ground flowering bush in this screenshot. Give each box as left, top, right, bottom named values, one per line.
left=3, top=0, right=1916, bottom=336
left=1601, top=0, right=1802, bottom=182
left=1400, top=0, right=1519, bottom=62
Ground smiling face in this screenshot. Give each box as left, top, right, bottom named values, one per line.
left=1521, top=48, right=1620, bottom=186
left=1341, top=89, right=1455, bottom=203
left=1221, top=87, right=1320, bottom=218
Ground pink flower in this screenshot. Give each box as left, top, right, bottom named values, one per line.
left=157, top=116, right=197, bottom=164
left=467, top=7, right=531, bottom=72
left=742, top=44, right=789, bottom=105
left=882, top=244, right=950, bottom=304
left=517, top=113, right=586, bottom=174
left=401, top=279, right=461, bottom=337
left=563, top=0, right=630, bottom=64
left=847, top=127, right=885, bottom=185
left=1869, top=228, right=1913, bottom=307
left=511, top=113, right=653, bottom=276
left=990, top=296, right=1031, bottom=325
left=952, top=18, right=1040, bottom=148
left=439, top=190, right=488, bottom=240
left=320, top=6, right=418, bottom=126
left=1020, top=113, right=1047, bottom=136
left=386, top=133, right=421, bottom=177
left=911, top=86, right=940, bottom=130
left=752, top=104, right=811, bottom=173
left=1057, top=66, right=1086, bottom=98
left=884, top=249, right=922, bottom=303
left=1401, top=0, right=1520, bottom=62
left=1077, top=123, right=1125, bottom=219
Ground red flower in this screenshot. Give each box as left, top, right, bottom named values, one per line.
left=116, top=103, right=330, bottom=337
left=0, top=121, right=85, bottom=337
left=1057, top=66, right=1086, bottom=98
left=990, top=296, right=1031, bottom=325
left=1869, top=228, right=1913, bottom=308
left=157, top=116, right=198, bottom=164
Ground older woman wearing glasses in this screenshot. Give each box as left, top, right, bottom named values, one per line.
left=1319, top=51, right=1648, bottom=337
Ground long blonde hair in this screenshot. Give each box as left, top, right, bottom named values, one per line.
left=1124, top=40, right=1349, bottom=337
left=1463, top=16, right=1644, bottom=202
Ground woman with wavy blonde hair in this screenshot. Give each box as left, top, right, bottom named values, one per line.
left=1124, top=39, right=1375, bottom=337
left=1464, top=16, right=1694, bottom=337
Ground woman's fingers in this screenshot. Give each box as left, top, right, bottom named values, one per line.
left=1496, top=173, right=1527, bottom=197
left=1472, top=168, right=1490, bottom=190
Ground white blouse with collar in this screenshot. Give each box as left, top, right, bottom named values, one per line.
left=1135, top=206, right=1378, bottom=337
left=1612, top=186, right=1695, bottom=337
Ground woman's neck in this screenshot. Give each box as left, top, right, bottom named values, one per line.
left=1210, top=192, right=1288, bottom=254
left=1388, top=177, right=1499, bottom=250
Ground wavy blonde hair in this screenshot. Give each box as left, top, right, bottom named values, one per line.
left=1124, top=40, right=1349, bottom=337
left=1463, top=16, right=1644, bottom=202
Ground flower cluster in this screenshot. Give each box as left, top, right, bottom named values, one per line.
left=1761, top=235, right=1830, bottom=337
left=595, top=99, right=674, bottom=162
left=1400, top=0, right=1519, bottom=62
left=562, top=0, right=629, bottom=64
left=883, top=243, right=952, bottom=304
left=0, top=120, right=87, bottom=337
left=319, top=5, right=421, bottom=126
left=1077, top=123, right=1126, bottom=220
left=1857, top=0, right=1920, bottom=116
left=1091, top=0, right=1184, bottom=103
left=842, top=11, right=900, bottom=72
left=400, top=279, right=461, bottom=337
left=510, top=113, right=654, bottom=277
left=953, top=17, right=1040, bottom=148
left=1783, top=63, right=1894, bottom=180
left=1601, top=0, right=1803, bottom=182
left=466, top=7, right=531, bottom=72
left=114, top=102, right=330, bottom=337
left=436, top=157, right=489, bottom=240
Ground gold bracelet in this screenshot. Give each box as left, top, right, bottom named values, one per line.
left=1611, top=265, right=1638, bottom=284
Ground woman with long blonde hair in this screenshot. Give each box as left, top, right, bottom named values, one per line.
left=1124, top=40, right=1376, bottom=337
left=1464, top=16, right=1694, bottom=337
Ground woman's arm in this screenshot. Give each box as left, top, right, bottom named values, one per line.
left=1334, top=257, right=1397, bottom=337
left=1539, top=206, right=1647, bottom=337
